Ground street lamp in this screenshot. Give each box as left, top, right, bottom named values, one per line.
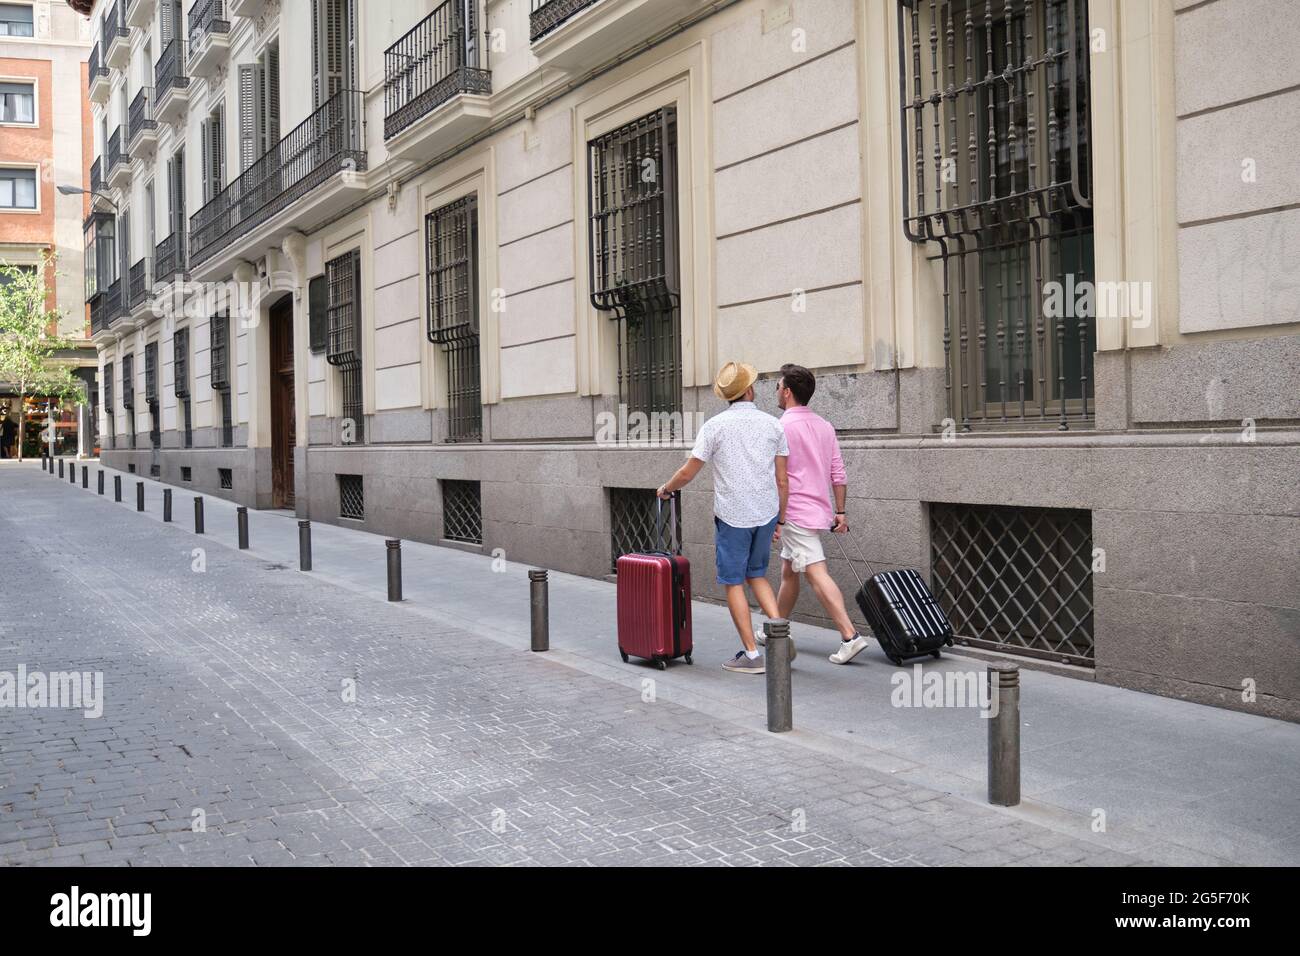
left=58, top=184, right=118, bottom=212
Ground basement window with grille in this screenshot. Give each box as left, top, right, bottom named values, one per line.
left=174, top=326, right=193, bottom=448
left=338, top=474, right=364, bottom=520
left=441, top=479, right=482, bottom=544
left=181, top=466, right=192, bottom=482
left=128, top=463, right=136, bottom=474
left=326, top=250, right=364, bottom=444
left=899, top=0, right=1094, bottom=430
left=426, top=194, right=482, bottom=443
left=219, top=467, right=233, bottom=490
left=588, top=107, right=683, bottom=422
left=930, top=502, right=1094, bottom=665
left=609, top=487, right=681, bottom=572
left=210, top=311, right=233, bottom=447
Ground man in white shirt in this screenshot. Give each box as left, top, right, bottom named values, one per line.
left=656, top=362, right=789, bottom=674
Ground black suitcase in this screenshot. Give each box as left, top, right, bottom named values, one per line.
left=830, top=531, right=954, bottom=665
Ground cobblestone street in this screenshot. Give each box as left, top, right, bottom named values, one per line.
left=0, top=465, right=1145, bottom=866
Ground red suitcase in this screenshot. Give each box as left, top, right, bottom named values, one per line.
left=617, top=493, right=693, bottom=669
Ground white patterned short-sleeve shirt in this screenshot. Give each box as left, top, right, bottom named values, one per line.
left=690, top=401, right=789, bottom=528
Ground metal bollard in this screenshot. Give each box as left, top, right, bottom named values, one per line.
left=41, top=456, right=46, bottom=472
left=163, top=488, right=172, bottom=522
left=97, top=470, right=104, bottom=495
left=764, top=619, right=794, bottom=733
left=386, top=539, right=402, bottom=601
left=298, top=520, right=312, bottom=571
left=136, top=481, right=145, bottom=512
left=82, top=466, right=88, bottom=489
left=529, top=569, right=549, bottom=652
left=57, top=459, right=63, bottom=478
left=237, top=507, right=249, bottom=549
left=113, top=475, right=122, bottom=502
left=194, top=496, right=204, bottom=534
left=987, top=662, right=1021, bottom=807
left=69, top=463, right=76, bottom=484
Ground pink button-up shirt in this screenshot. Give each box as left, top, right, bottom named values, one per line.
left=779, top=405, right=846, bottom=531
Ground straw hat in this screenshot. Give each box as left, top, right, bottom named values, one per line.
left=712, top=361, right=758, bottom=402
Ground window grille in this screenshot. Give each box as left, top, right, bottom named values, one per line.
left=326, top=250, right=364, bottom=443
left=588, top=107, right=682, bottom=421
left=609, top=487, right=681, bottom=572
left=104, top=361, right=115, bottom=450
left=145, top=341, right=161, bottom=453
left=898, top=0, right=1094, bottom=429
left=219, top=467, right=233, bottom=489
left=426, top=194, right=482, bottom=442
left=441, top=479, right=482, bottom=544
left=338, top=474, right=364, bottom=520
left=181, top=466, right=192, bottom=482
left=121, top=353, right=136, bottom=447
left=931, top=502, right=1094, bottom=665
left=210, top=311, right=233, bottom=447
left=174, top=327, right=193, bottom=448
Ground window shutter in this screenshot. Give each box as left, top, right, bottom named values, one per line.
left=160, top=0, right=171, bottom=44
left=266, top=45, right=280, bottom=146
left=172, top=149, right=185, bottom=238
left=308, top=275, right=327, bottom=353
left=215, top=105, right=225, bottom=190
left=311, top=0, right=320, bottom=107
left=200, top=121, right=209, bottom=202
left=239, top=65, right=256, bottom=170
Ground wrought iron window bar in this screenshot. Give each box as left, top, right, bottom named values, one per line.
left=155, top=37, right=189, bottom=99
left=189, top=89, right=367, bottom=266
left=188, top=0, right=230, bottom=60
left=383, top=0, right=492, bottom=140
left=210, top=310, right=233, bottom=447
left=931, top=502, right=1094, bottom=665
left=530, top=0, right=600, bottom=41
left=609, top=487, right=681, bottom=572
left=441, top=479, right=482, bottom=544
left=144, top=341, right=161, bottom=452
left=103, top=361, right=115, bottom=449
left=107, top=127, right=129, bottom=174
left=588, top=107, right=683, bottom=420
left=155, top=232, right=187, bottom=283
left=219, top=467, right=233, bottom=489
left=173, top=326, right=192, bottom=448
left=338, top=474, right=364, bottom=520
left=898, top=0, right=1094, bottom=431
left=326, top=250, right=364, bottom=443
left=128, top=257, right=152, bottom=310
left=426, top=194, right=482, bottom=442
left=128, top=87, right=156, bottom=146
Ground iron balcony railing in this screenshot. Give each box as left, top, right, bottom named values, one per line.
left=155, top=36, right=189, bottom=97
left=102, top=2, right=127, bottom=54
left=188, top=0, right=230, bottom=60
left=105, top=277, right=126, bottom=323
left=128, top=87, right=156, bottom=145
left=384, top=0, right=492, bottom=140
left=129, top=257, right=152, bottom=309
left=107, top=127, right=129, bottom=173
left=189, top=89, right=367, bottom=266
left=88, top=43, right=108, bottom=84
left=90, top=291, right=111, bottom=335
left=155, top=232, right=187, bottom=281
left=90, top=156, right=103, bottom=194
left=530, top=0, right=600, bottom=41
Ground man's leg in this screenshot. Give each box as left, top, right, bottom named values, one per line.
left=776, top=558, right=800, bottom=620
left=804, top=560, right=857, bottom=640
left=725, top=584, right=758, bottom=652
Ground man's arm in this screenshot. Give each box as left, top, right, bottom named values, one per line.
left=774, top=455, right=789, bottom=540
left=657, top=456, right=704, bottom=499
left=830, top=430, right=848, bottom=532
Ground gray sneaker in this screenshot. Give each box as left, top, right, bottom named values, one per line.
left=723, top=650, right=765, bottom=674
left=753, top=627, right=797, bottom=661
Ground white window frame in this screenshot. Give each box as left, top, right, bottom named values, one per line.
left=0, top=162, right=40, bottom=213
left=0, top=75, right=37, bottom=126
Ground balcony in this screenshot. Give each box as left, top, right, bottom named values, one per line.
left=383, top=0, right=492, bottom=161
left=189, top=89, right=367, bottom=277
left=105, top=278, right=128, bottom=326
left=129, top=257, right=154, bottom=316
left=187, top=0, right=231, bottom=78
left=128, top=87, right=158, bottom=160
left=103, top=1, right=131, bottom=70
left=228, top=0, right=266, bottom=18
left=126, top=0, right=157, bottom=30
left=154, top=38, right=190, bottom=124
left=90, top=157, right=103, bottom=196
left=155, top=232, right=188, bottom=288
left=88, top=44, right=111, bottom=103
left=90, top=291, right=112, bottom=337
left=528, top=0, right=704, bottom=71
left=106, top=127, right=132, bottom=191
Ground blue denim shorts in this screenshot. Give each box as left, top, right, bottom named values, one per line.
left=714, top=516, right=779, bottom=586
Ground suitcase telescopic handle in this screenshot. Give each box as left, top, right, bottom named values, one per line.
left=655, top=490, right=681, bottom=555
left=827, top=523, right=879, bottom=587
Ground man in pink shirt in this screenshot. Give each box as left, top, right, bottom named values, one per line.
left=760, top=364, right=870, bottom=664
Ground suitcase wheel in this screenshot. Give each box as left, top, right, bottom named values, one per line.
left=684, top=654, right=693, bottom=665
left=655, top=660, right=667, bottom=671
left=887, top=654, right=904, bottom=666
left=930, top=650, right=942, bottom=659
left=620, top=650, right=629, bottom=663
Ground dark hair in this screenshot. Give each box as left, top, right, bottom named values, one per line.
left=779, top=364, right=815, bottom=406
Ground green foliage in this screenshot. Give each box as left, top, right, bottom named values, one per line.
left=0, top=254, right=86, bottom=406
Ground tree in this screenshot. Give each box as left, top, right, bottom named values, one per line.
left=0, top=255, right=86, bottom=462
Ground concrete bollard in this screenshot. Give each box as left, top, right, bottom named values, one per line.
left=163, top=488, right=172, bottom=522
left=97, top=470, right=105, bottom=495
left=987, top=662, right=1021, bottom=807
left=298, top=520, right=312, bottom=572
left=113, top=475, right=122, bottom=502
left=194, top=496, right=204, bottom=534
left=136, top=481, right=145, bottom=512
left=386, top=539, right=402, bottom=601
left=529, top=569, right=549, bottom=652
left=764, top=619, right=793, bottom=733
left=237, top=507, right=249, bottom=549
left=81, top=466, right=88, bottom=489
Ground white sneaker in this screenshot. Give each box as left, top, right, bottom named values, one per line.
left=753, top=626, right=796, bottom=661
left=829, top=635, right=869, bottom=665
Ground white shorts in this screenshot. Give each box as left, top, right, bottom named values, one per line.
left=779, top=521, right=826, bottom=573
